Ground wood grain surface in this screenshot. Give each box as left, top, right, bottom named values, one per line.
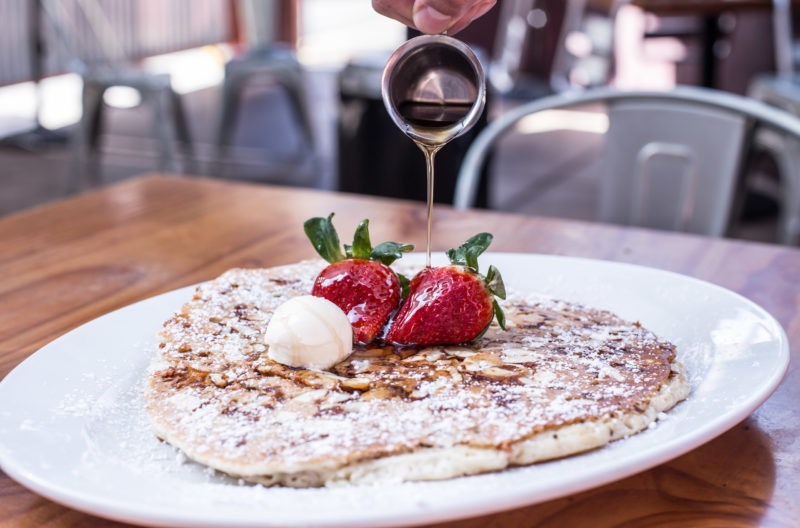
left=1, top=175, right=798, bottom=527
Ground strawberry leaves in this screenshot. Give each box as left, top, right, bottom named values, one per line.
left=485, top=265, right=505, bottom=299
left=346, top=220, right=372, bottom=259
left=397, top=272, right=411, bottom=299
left=485, top=264, right=507, bottom=331
left=446, top=232, right=493, bottom=272
left=492, top=300, right=506, bottom=330
left=371, top=242, right=415, bottom=265
left=304, top=214, right=346, bottom=264
left=447, top=233, right=507, bottom=332
left=304, top=214, right=413, bottom=265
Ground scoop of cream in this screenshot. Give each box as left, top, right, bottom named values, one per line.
left=264, top=295, right=353, bottom=370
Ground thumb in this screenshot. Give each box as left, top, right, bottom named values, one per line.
left=412, top=4, right=455, bottom=34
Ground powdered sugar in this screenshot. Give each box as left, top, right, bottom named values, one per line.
left=145, top=263, right=682, bottom=484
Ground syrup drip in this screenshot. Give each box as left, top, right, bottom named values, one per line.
left=399, top=100, right=472, bottom=267
left=419, top=143, right=441, bottom=268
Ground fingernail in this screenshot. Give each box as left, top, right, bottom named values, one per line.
left=413, top=6, right=453, bottom=34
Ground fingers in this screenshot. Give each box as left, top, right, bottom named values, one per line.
left=412, top=3, right=457, bottom=34
left=372, top=0, right=415, bottom=28
left=444, top=0, right=496, bottom=34
left=373, top=0, right=496, bottom=35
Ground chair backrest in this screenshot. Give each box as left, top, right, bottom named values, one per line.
left=599, top=99, right=747, bottom=235
left=454, top=86, right=800, bottom=237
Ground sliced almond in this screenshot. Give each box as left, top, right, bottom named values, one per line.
left=481, top=367, right=518, bottom=378
left=360, top=387, right=394, bottom=401
left=425, top=349, right=445, bottom=361
left=341, top=378, right=370, bottom=391
left=256, top=363, right=282, bottom=376
left=445, top=347, right=477, bottom=359
left=209, top=373, right=228, bottom=388
left=293, top=389, right=328, bottom=403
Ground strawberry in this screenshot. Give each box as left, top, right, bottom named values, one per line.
left=385, top=233, right=506, bottom=346
left=304, top=214, right=413, bottom=344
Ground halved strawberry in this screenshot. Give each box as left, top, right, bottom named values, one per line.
left=304, top=214, right=413, bottom=344
left=385, top=233, right=506, bottom=346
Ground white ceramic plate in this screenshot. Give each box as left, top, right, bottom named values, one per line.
left=0, top=254, right=789, bottom=528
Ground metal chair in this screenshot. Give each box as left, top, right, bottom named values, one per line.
left=454, top=86, right=800, bottom=240
left=746, top=0, right=800, bottom=245
left=41, top=0, right=194, bottom=189
left=749, top=79, right=800, bottom=245
left=213, top=0, right=314, bottom=177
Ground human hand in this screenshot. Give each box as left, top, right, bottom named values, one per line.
left=372, top=0, right=496, bottom=35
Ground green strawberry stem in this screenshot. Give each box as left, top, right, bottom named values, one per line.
left=446, top=232, right=493, bottom=271
left=485, top=265, right=506, bottom=299
left=304, top=213, right=414, bottom=266
left=492, top=299, right=506, bottom=329
left=371, top=242, right=414, bottom=265
left=397, top=273, right=411, bottom=299
left=349, top=220, right=371, bottom=259
left=304, top=213, right=345, bottom=264
left=447, top=233, right=507, bottom=332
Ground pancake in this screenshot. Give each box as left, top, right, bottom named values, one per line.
left=145, top=261, right=689, bottom=487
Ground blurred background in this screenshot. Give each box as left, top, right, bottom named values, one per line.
left=0, top=0, right=796, bottom=243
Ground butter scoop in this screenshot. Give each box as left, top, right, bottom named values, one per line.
left=264, top=295, right=353, bottom=370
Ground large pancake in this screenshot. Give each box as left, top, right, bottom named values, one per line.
left=145, top=261, right=689, bottom=487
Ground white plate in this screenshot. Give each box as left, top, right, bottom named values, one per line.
left=0, top=254, right=789, bottom=528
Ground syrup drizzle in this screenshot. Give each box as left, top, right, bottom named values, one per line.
left=399, top=100, right=472, bottom=267
left=420, top=143, right=441, bottom=267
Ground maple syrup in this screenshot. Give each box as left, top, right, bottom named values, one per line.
left=397, top=101, right=473, bottom=129
left=382, top=35, right=486, bottom=267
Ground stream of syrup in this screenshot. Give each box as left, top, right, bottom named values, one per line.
left=398, top=101, right=472, bottom=267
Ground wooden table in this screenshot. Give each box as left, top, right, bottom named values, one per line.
left=1, top=175, right=798, bottom=527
